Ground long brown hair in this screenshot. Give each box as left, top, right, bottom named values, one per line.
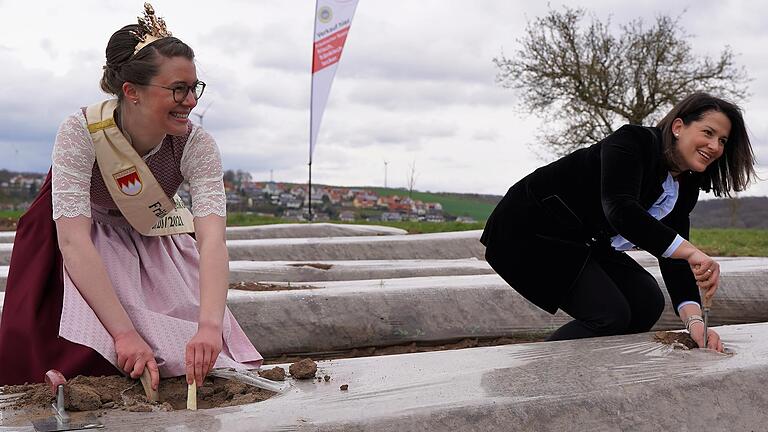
left=657, top=92, right=756, bottom=197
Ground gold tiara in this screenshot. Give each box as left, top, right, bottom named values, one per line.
left=132, top=3, right=172, bottom=56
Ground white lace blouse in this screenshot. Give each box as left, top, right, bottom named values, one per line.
left=51, top=110, right=226, bottom=220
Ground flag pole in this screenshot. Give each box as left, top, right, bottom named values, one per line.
left=308, top=161, right=313, bottom=222
left=308, top=0, right=358, bottom=224
left=308, top=1, right=318, bottom=223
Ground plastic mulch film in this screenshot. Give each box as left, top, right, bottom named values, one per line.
left=3, top=323, right=762, bottom=431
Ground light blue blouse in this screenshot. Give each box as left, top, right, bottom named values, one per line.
left=610, top=172, right=694, bottom=311
left=610, top=172, right=684, bottom=258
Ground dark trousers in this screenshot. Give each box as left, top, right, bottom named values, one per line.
left=547, top=250, right=665, bottom=341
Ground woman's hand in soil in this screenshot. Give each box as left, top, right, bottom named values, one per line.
left=186, top=323, right=223, bottom=386
left=689, top=321, right=724, bottom=352
left=113, top=329, right=160, bottom=390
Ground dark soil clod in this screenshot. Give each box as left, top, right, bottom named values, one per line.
left=257, top=367, right=286, bottom=382
left=653, top=331, right=698, bottom=349
left=289, top=358, right=318, bottom=380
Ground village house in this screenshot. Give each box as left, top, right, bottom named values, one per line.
left=303, top=192, right=325, bottom=207
left=1, top=174, right=44, bottom=196
left=425, top=213, right=445, bottom=223
left=1, top=169, right=450, bottom=223
left=241, top=182, right=264, bottom=201
left=353, top=191, right=379, bottom=208
left=282, top=209, right=305, bottom=221
left=339, top=210, right=355, bottom=222
left=226, top=191, right=242, bottom=205
left=380, top=212, right=403, bottom=222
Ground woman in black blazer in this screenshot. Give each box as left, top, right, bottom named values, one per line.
left=481, top=93, right=756, bottom=351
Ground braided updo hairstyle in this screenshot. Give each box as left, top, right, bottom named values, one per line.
left=100, top=24, right=195, bottom=101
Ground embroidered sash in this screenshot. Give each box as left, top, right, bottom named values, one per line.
left=85, top=99, right=195, bottom=236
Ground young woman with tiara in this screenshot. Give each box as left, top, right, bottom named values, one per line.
left=0, top=4, right=262, bottom=391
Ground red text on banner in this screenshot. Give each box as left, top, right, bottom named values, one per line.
left=312, top=27, right=350, bottom=73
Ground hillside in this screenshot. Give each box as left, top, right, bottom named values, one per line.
left=266, top=182, right=503, bottom=222
left=2, top=168, right=766, bottom=227
left=362, top=189, right=768, bottom=229
left=360, top=189, right=768, bottom=228
left=690, top=196, right=768, bottom=229
left=366, top=187, right=500, bottom=222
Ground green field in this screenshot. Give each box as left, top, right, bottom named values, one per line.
left=368, top=187, right=498, bottom=222
left=227, top=213, right=289, bottom=226
left=690, top=228, right=768, bottom=257
left=229, top=183, right=500, bottom=221
left=0, top=210, right=23, bottom=219
left=222, top=182, right=499, bottom=222
left=2, top=209, right=767, bottom=257
left=319, top=219, right=486, bottom=234
left=226, top=213, right=485, bottom=233
left=0, top=210, right=22, bottom=230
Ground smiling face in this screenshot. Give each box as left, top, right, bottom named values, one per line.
left=136, top=55, right=198, bottom=136
left=671, top=110, right=731, bottom=173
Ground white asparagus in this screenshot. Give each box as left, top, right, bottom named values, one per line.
left=187, top=381, right=197, bottom=410
left=140, top=367, right=159, bottom=402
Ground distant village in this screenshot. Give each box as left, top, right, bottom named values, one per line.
left=0, top=172, right=43, bottom=210
left=0, top=170, right=477, bottom=224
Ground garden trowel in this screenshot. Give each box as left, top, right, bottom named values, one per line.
left=31, top=369, right=103, bottom=432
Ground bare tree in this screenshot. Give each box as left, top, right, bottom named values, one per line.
left=406, top=160, right=418, bottom=199
left=494, top=7, right=749, bottom=159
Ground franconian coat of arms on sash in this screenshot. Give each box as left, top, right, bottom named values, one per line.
left=113, top=166, right=143, bottom=196
left=87, top=99, right=193, bottom=236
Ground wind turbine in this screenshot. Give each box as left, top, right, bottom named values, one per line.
left=11, top=143, right=20, bottom=172
left=191, top=101, right=214, bottom=127
left=383, top=159, right=388, bottom=189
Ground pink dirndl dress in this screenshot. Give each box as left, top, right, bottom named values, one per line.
left=53, top=111, right=262, bottom=377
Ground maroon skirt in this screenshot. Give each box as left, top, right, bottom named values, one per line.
left=0, top=171, right=118, bottom=385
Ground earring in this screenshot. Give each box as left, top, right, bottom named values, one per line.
left=674, top=133, right=679, bottom=138
left=133, top=99, right=138, bottom=104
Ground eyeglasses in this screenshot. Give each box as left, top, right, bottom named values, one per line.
left=145, top=81, right=206, bottom=103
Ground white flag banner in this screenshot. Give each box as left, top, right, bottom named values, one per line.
left=310, top=0, right=359, bottom=164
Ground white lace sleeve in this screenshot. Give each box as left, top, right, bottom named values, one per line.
left=180, top=125, right=226, bottom=217
left=51, top=111, right=95, bottom=219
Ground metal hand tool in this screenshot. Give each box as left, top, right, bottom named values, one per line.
left=31, top=369, right=103, bottom=432
left=702, top=289, right=712, bottom=349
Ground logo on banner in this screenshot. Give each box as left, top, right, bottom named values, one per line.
left=113, top=167, right=143, bottom=196
left=318, top=6, right=332, bottom=23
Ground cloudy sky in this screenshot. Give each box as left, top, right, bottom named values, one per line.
left=1, top=0, right=766, bottom=198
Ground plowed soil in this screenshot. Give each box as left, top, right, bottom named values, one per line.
left=0, top=217, right=16, bottom=231
left=653, top=331, right=698, bottom=349
left=230, top=281, right=321, bottom=291
left=1, top=374, right=275, bottom=413
left=265, top=335, right=548, bottom=364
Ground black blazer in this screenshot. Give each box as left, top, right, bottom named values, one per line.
left=481, top=125, right=701, bottom=314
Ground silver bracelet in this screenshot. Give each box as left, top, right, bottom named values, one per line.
left=685, top=314, right=704, bottom=332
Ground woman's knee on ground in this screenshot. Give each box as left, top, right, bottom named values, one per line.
left=627, top=284, right=665, bottom=333
left=586, top=302, right=632, bottom=336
